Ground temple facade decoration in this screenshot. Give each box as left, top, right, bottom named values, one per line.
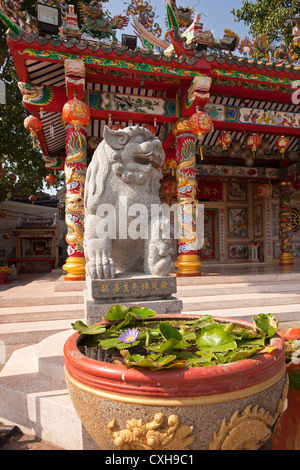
left=1, top=0, right=300, bottom=280
left=278, top=181, right=294, bottom=266
left=7, top=215, right=58, bottom=273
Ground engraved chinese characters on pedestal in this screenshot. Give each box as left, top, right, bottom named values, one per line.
left=84, top=126, right=174, bottom=279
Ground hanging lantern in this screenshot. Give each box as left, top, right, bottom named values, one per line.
left=189, top=111, right=213, bottom=160
left=110, top=122, right=124, bottom=131
left=246, top=133, right=262, bottom=155
left=3, top=233, right=10, bottom=240
left=255, top=183, right=273, bottom=199
left=169, top=160, right=178, bottom=177
left=46, top=174, right=56, bottom=185
left=0, top=211, right=7, bottom=218
left=218, top=131, right=233, bottom=151
left=29, top=195, right=37, bottom=204
left=24, top=115, right=42, bottom=149
left=143, top=123, right=156, bottom=135
left=246, top=133, right=262, bottom=156
left=62, top=98, right=90, bottom=129
left=161, top=179, right=177, bottom=197
left=275, top=136, right=290, bottom=159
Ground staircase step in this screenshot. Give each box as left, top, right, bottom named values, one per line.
left=176, top=281, right=300, bottom=296
left=179, top=292, right=300, bottom=310
left=0, top=303, right=84, bottom=324
left=0, top=318, right=83, bottom=345
left=0, top=291, right=84, bottom=308
left=176, top=272, right=300, bottom=286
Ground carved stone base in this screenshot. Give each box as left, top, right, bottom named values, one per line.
left=84, top=273, right=183, bottom=324
left=85, top=291, right=183, bottom=324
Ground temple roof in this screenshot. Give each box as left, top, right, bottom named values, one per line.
left=2, top=2, right=300, bottom=183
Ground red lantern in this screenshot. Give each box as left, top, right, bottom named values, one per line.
left=46, top=174, right=56, bottom=185
left=143, top=123, right=156, bottom=135
left=275, top=136, right=290, bottom=159
left=161, top=179, right=177, bottom=197
left=218, top=131, right=233, bottom=151
left=3, top=233, right=10, bottom=240
left=24, top=115, right=42, bottom=149
left=29, top=195, right=37, bottom=204
left=246, top=133, right=262, bottom=156
left=189, top=111, right=213, bottom=137
left=110, top=122, right=124, bottom=131
left=62, top=98, right=90, bottom=129
left=189, top=111, right=213, bottom=161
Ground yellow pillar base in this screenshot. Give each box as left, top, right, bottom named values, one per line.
left=175, top=254, right=202, bottom=277
left=279, top=252, right=294, bottom=266
left=63, top=256, right=86, bottom=281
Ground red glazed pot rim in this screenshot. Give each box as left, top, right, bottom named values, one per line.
left=64, top=314, right=286, bottom=399
left=280, top=328, right=300, bottom=341
left=280, top=328, right=300, bottom=372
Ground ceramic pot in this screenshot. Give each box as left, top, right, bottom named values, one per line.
left=272, top=328, right=300, bottom=450
left=64, top=315, right=287, bottom=451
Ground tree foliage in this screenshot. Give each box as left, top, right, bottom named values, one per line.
left=231, top=0, right=300, bottom=56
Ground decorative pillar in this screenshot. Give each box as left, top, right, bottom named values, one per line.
left=278, top=181, right=294, bottom=266
left=62, top=59, right=88, bottom=281
left=62, top=123, right=87, bottom=280
left=173, top=118, right=202, bottom=276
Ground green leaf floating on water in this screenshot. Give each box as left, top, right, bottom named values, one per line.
left=72, top=309, right=280, bottom=371
left=71, top=321, right=106, bottom=335
left=128, top=307, right=157, bottom=319
left=105, top=304, right=129, bottom=322
left=196, top=324, right=237, bottom=352
left=159, top=322, right=183, bottom=341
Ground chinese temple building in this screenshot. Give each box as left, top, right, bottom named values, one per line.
left=1, top=0, right=300, bottom=281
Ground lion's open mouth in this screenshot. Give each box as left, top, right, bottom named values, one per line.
left=134, top=152, right=162, bottom=167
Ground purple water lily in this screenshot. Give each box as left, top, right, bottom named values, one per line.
left=118, top=328, right=140, bottom=344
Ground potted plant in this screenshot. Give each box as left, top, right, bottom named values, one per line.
left=64, top=307, right=287, bottom=451
left=0, top=265, right=12, bottom=284
left=272, top=328, right=300, bottom=450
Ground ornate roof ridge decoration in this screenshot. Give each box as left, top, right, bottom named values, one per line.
left=0, top=0, right=39, bottom=35
left=8, top=30, right=300, bottom=81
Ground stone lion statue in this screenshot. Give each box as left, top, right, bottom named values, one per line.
left=84, top=125, right=174, bottom=279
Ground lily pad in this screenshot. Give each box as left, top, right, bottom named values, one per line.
left=71, top=321, right=106, bottom=335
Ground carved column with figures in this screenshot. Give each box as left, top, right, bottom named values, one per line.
left=278, top=181, right=294, bottom=266
left=62, top=60, right=89, bottom=281
left=173, top=118, right=202, bottom=277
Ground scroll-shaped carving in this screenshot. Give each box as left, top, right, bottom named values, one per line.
left=108, top=413, right=195, bottom=450
left=209, top=375, right=289, bottom=450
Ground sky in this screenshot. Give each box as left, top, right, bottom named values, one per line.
left=107, top=0, right=251, bottom=43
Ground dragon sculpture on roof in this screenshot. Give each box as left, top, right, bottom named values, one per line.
left=77, top=1, right=129, bottom=42
left=0, top=0, right=38, bottom=35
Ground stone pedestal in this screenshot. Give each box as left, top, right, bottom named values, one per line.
left=84, top=273, right=183, bottom=324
